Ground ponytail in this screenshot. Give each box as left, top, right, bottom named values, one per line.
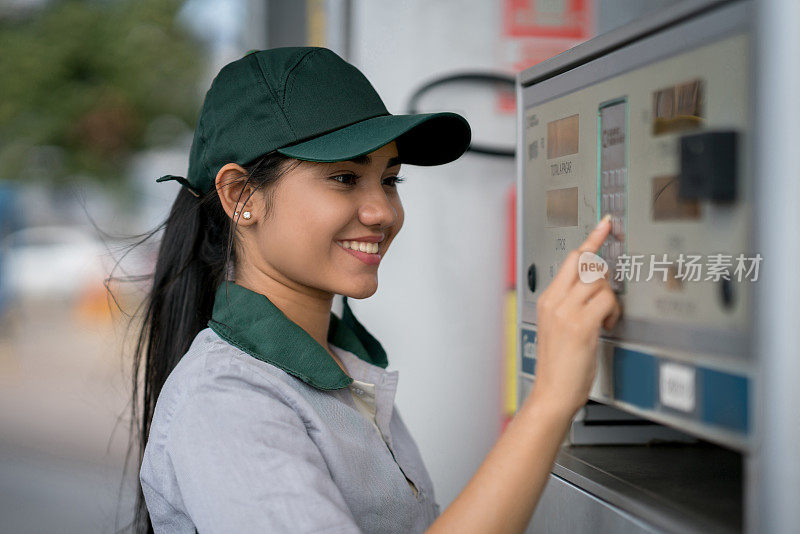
left=117, top=151, right=297, bottom=533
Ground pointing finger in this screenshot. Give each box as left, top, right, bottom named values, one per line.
left=579, top=214, right=612, bottom=255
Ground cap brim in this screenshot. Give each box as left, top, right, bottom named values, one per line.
left=275, top=112, right=471, bottom=166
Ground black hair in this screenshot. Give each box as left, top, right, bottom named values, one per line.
left=109, top=151, right=300, bottom=533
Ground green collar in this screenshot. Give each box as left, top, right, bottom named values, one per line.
left=207, top=281, right=388, bottom=390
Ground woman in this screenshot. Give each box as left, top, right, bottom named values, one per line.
left=132, top=46, right=620, bottom=534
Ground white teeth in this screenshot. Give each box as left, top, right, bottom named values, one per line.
left=340, top=240, right=379, bottom=254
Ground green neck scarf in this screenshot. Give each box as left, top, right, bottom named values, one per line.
left=208, top=281, right=388, bottom=390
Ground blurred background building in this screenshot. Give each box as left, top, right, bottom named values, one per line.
left=0, top=1, right=681, bottom=531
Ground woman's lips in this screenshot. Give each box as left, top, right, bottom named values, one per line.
left=336, top=241, right=382, bottom=265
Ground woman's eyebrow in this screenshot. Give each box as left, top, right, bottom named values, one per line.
left=345, top=155, right=402, bottom=169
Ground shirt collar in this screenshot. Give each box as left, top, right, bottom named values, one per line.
left=207, top=281, right=388, bottom=390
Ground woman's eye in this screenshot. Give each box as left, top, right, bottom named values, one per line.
left=329, top=174, right=406, bottom=187
left=329, top=173, right=358, bottom=186
left=384, top=175, right=406, bottom=187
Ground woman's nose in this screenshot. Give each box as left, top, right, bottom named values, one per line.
left=357, top=186, right=398, bottom=227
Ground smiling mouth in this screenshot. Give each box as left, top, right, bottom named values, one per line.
left=336, top=240, right=381, bottom=254
left=336, top=240, right=383, bottom=265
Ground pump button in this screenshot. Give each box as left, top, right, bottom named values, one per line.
left=527, top=264, right=537, bottom=293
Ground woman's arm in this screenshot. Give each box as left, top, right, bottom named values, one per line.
left=427, top=214, right=620, bottom=534
left=425, top=388, right=574, bottom=533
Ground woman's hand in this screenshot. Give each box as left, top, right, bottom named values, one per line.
left=426, top=215, right=623, bottom=534
left=524, top=214, right=622, bottom=419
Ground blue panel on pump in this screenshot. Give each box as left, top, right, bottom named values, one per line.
left=613, top=347, right=657, bottom=409
left=522, top=356, right=537, bottom=375
left=521, top=329, right=537, bottom=376
left=700, top=368, right=749, bottom=434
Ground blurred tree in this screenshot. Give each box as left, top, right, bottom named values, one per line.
left=0, top=0, right=205, bottom=189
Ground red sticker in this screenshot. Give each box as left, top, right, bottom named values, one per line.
left=504, top=0, right=593, bottom=40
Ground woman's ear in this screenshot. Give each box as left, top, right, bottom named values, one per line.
left=215, top=163, right=259, bottom=225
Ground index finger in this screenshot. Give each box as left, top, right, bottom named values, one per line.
left=547, top=214, right=614, bottom=295
left=579, top=214, right=612, bottom=254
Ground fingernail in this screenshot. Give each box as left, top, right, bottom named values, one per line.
left=596, top=214, right=611, bottom=229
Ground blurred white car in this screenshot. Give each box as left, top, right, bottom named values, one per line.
left=1, top=225, right=111, bottom=301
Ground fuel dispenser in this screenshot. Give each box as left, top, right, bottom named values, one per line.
left=516, top=0, right=799, bottom=532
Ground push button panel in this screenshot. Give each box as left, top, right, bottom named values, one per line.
left=599, top=100, right=628, bottom=293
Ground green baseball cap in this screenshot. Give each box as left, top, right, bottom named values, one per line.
left=157, top=46, right=472, bottom=197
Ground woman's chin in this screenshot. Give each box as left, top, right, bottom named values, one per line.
left=340, top=279, right=378, bottom=299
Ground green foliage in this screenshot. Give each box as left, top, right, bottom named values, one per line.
left=0, top=0, right=206, bottom=188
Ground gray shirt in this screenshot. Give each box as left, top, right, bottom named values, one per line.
left=139, top=326, right=440, bottom=533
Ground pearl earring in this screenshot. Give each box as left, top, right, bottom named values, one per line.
left=243, top=211, right=251, bottom=219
